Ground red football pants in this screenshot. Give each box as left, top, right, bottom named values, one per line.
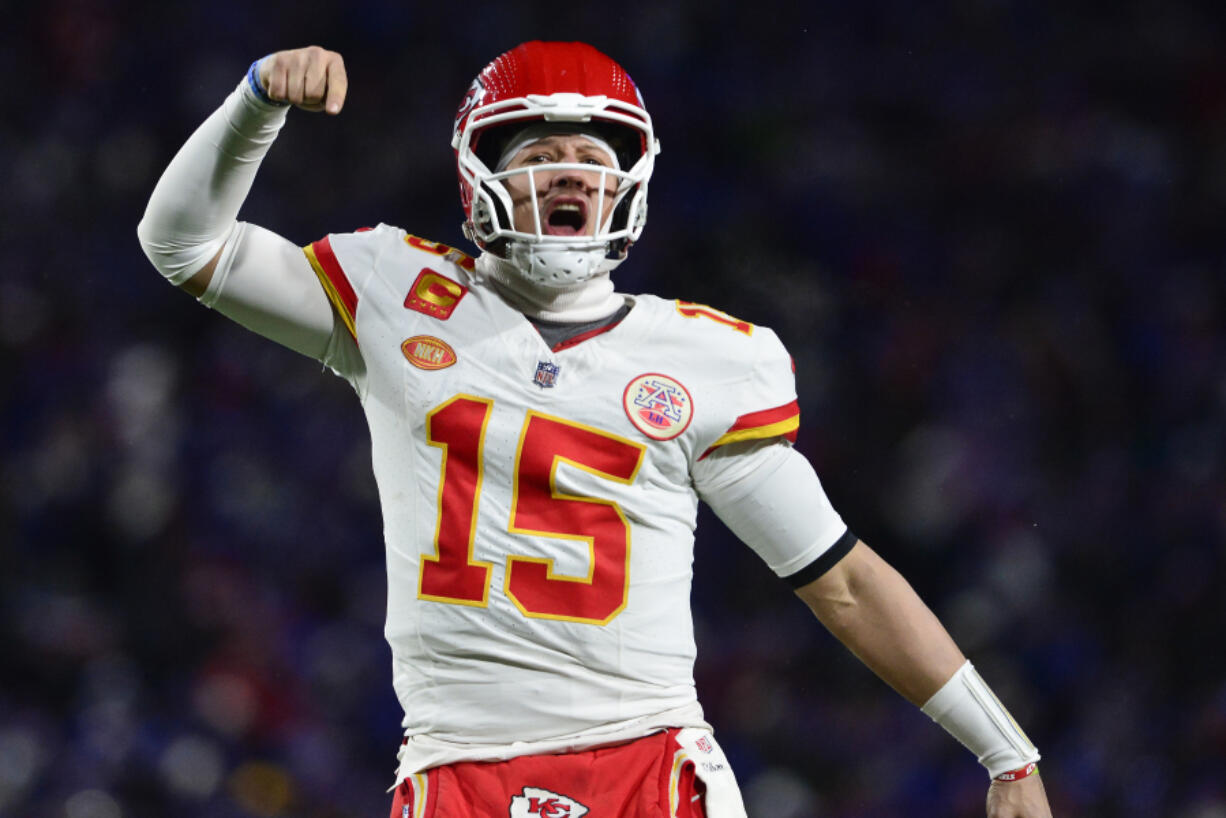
left=389, top=728, right=707, bottom=818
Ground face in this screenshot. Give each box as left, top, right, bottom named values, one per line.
left=501, top=134, right=619, bottom=237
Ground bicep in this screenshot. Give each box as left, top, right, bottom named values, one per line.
left=198, top=221, right=340, bottom=360
left=693, top=440, right=849, bottom=580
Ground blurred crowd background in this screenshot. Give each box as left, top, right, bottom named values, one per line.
left=3, top=0, right=1224, bottom=816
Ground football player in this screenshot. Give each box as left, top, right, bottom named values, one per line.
left=138, top=42, right=1053, bottom=818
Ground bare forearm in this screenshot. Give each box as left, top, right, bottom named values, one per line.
left=795, top=540, right=965, bottom=705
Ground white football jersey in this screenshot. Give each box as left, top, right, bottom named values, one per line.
left=302, top=224, right=818, bottom=769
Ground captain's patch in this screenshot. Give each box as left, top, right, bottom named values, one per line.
left=404, top=268, right=467, bottom=320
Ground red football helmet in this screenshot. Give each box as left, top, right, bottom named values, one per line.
left=452, top=41, right=659, bottom=286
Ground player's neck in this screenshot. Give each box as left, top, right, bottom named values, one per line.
left=477, top=253, right=625, bottom=322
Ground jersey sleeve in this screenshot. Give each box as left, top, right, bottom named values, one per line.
left=302, top=224, right=397, bottom=345
left=693, top=440, right=856, bottom=585
left=303, top=234, right=359, bottom=342
left=700, top=326, right=800, bottom=459
left=200, top=221, right=337, bottom=361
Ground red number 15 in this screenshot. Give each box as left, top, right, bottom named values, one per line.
left=420, top=395, right=646, bottom=625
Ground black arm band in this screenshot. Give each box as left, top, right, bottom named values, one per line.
left=783, top=528, right=858, bottom=588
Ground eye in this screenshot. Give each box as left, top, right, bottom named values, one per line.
left=513, top=151, right=554, bottom=166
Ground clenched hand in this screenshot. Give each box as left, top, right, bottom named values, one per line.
left=258, top=46, right=348, bottom=114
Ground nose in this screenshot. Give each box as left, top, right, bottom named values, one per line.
left=547, top=166, right=593, bottom=192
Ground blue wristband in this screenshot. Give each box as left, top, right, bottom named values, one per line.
left=247, top=57, right=288, bottom=106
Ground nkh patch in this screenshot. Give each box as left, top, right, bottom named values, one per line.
left=534, top=360, right=560, bottom=388
left=622, top=373, right=694, bottom=440
left=509, top=786, right=589, bottom=818
left=401, top=335, right=457, bottom=370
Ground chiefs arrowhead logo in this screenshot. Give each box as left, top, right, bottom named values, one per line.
left=508, top=786, right=589, bottom=818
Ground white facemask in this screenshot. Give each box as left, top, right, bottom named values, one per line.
left=480, top=125, right=631, bottom=288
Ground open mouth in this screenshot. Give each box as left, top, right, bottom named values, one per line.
left=544, top=199, right=588, bottom=236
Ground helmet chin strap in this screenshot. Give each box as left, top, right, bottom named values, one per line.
left=476, top=252, right=626, bottom=322
left=506, top=239, right=623, bottom=288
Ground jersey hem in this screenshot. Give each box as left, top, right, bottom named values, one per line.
left=394, top=701, right=710, bottom=782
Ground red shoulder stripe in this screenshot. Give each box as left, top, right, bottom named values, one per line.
left=303, top=236, right=358, bottom=341
left=699, top=400, right=800, bottom=460
left=725, top=401, right=800, bottom=435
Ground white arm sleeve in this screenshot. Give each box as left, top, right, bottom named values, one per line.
left=137, top=76, right=288, bottom=284
left=137, top=71, right=338, bottom=360
left=198, top=221, right=337, bottom=360
left=693, top=440, right=850, bottom=580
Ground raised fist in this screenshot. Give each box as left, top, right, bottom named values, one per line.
left=258, top=46, right=347, bottom=114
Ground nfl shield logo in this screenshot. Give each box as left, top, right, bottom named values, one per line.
left=534, top=361, right=560, bottom=388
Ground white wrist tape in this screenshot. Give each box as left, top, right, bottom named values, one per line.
left=921, top=661, right=1040, bottom=779
left=137, top=75, right=289, bottom=285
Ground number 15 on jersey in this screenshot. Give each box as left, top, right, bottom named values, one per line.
left=420, top=395, right=646, bottom=626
